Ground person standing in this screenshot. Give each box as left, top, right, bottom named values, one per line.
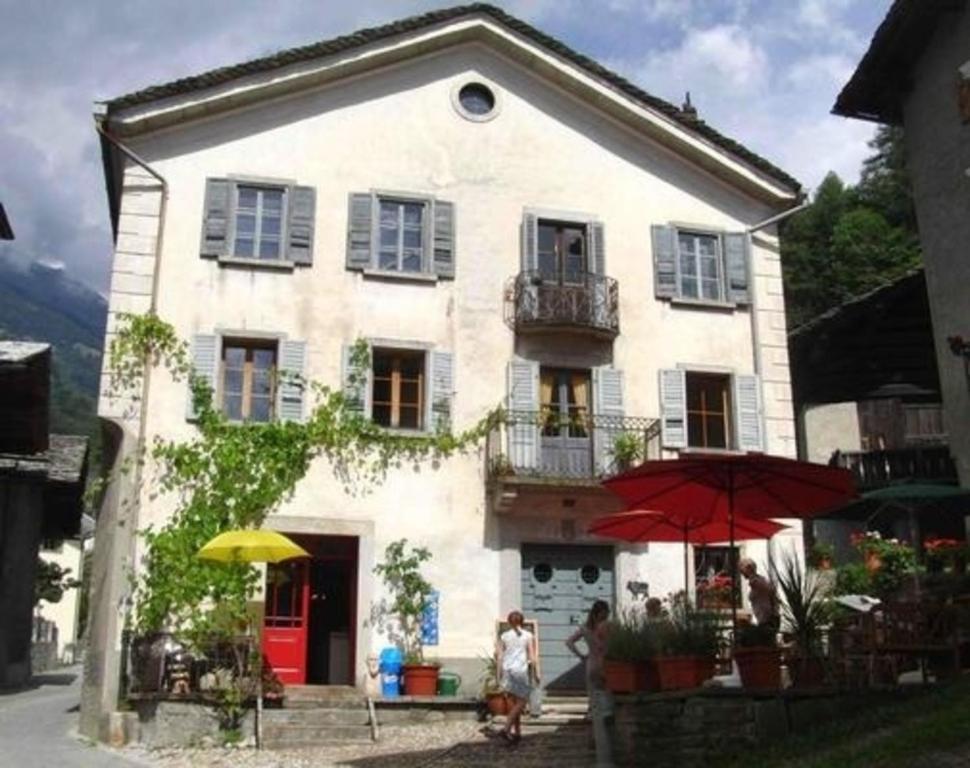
left=565, top=600, right=614, bottom=768
left=496, top=610, right=536, bottom=744
left=739, top=558, right=780, bottom=631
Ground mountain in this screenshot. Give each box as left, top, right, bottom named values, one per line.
left=0, top=259, right=107, bottom=441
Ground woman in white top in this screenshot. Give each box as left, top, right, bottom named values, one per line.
left=496, top=610, right=537, bottom=744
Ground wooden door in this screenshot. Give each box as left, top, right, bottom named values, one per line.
left=263, top=560, right=310, bottom=685
left=521, top=544, right=614, bottom=690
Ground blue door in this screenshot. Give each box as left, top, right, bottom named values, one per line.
left=521, top=544, right=614, bottom=691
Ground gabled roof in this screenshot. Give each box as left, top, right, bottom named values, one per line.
left=102, top=3, right=799, bottom=197
left=833, top=0, right=967, bottom=123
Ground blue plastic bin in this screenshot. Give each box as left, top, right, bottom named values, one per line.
left=379, top=647, right=403, bottom=697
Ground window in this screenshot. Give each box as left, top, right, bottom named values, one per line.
left=651, top=225, right=749, bottom=305
left=540, top=368, right=590, bottom=438
left=678, top=231, right=722, bottom=301
left=372, top=348, right=425, bottom=430
left=537, top=221, right=588, bottom=284
left=686, top=373, right=731, bottom=449
left=378, top=199, right=425, bottom=273
left=221, top=340, right=276, bottom=422
left=201, top=178, right=315, bottom=266
left=458, top=83, right=495, bottom=116
left=695, top=545, right=739, bottom=610
left=903, top=404, right=947, bottom=445
left=346, top=193, right=455, bottom=278
left=234, top=186, right=285, bottom=260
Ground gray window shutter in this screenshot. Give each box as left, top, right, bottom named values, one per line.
left=521, top=212, right=538, bottom=272
left=346, top=193, right=373, bottom=270
left=432, top=200, right=455, bottom=279
left=589, top=221, right=605, bottom=276
left=201, top=179, right=232, bottom=258
left=733, top=374, right=763, bottom=452
left=430, top=350, right=454, bottom=432
left=723, top=232, right=750, bottom=304
left=286, top=186, right=316, bottom=266
left=342, top=343, right=370, bottom=417
left=187, top=334, right=219, bottom=421
left=277, top=340, right=307, bottom=422
left=507, top=358, right=539, bottom=471
left=593, top=366, right=624, bottom=474
left=651, top=224, right=678, bottom=299
left=659, top=368, right=687, bottom=449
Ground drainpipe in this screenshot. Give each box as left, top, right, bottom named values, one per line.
left=746, top=200, right=809, bottom=570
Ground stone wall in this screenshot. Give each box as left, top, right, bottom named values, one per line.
left=132, top=699, right=256, bottom=748
left=612, top=688, right=900, bottom=766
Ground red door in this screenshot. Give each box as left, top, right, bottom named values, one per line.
left=263, top=560, right=310, bottom=685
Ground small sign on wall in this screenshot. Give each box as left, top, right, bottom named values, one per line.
left=421, top=590, right=440, bottom=646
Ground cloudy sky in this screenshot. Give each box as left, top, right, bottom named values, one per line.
left=0, top=0, right=889, bottom=293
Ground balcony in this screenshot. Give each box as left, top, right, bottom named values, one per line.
left=486, top=410, right=660, bottom=487
left=504, top=270, right=619, bottom=339
left=832, top=446, right=957, bottom=491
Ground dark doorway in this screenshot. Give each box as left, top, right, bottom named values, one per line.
left=295, top=535, right=358, bottom=686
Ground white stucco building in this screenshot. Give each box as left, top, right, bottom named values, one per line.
left=82, top=5, right=802, bottom=739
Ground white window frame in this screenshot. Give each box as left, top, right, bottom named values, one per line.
left=366, top=339, right=435, bottom=434
left=216, top=333, right=282, bottom=424
left=676, top=229, right=725, bottom=303
left=232, top=184, right=288, bottom=262
left=376, top=197, right=428, bottom=274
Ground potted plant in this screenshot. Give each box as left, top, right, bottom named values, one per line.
left=696, top=572, right=734, bottom=611
left=734, top=621, right=781, bottom=689
left=374, top=539, right=440, bottom=696
left=850, top=531, right=919, bottom=597
left=603, top=610, right=656, bottom=693
left=772, top=551, right=832, bottom=688
left=807, top=542, right=835, bottom=571
left=611, top=432, right=645, bottom=473
left=478, top=652, right=508, bottom=715
left=652, top=595, right=719, bottom=690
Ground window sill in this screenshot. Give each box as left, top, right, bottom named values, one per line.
left=362, top=269, right=438, bottom=284
left=374, top=425, right=433, bottom=438
left=668, top=296, right=739, bottom=311
left=679, top=447, right=747, bottom=456
left=217, top=256, right=296, bottom=271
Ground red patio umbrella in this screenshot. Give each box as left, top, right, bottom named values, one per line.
left=588, top=509, right=787, bottom=596
left=603, top=454, right=856, bottom=629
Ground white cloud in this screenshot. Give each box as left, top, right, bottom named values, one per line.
left=786, top=54, right=855, bottom=88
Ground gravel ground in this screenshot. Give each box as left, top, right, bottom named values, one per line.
left=117, top=721, right=508, bottom=768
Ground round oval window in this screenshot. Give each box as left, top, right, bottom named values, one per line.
left=458, top=83, right=496, bottom=116
left=581, top=565, right=600, bottom=585
left=533, top=563, right=553, bottom=583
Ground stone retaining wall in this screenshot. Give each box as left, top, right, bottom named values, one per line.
left=132, top=699, right=256, bottom=748
left=612, top=688, right=904, bottom=766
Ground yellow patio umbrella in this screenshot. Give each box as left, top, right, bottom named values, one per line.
left=197, top=529, right=309, bottom=564
left=196, top=528, right=308, bottom=749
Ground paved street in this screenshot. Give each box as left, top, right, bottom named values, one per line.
left=0, top=666, right=145, bottom=768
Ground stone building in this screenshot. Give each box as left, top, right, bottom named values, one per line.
left=835, top=0, right=970, bottom=489
left=0, top=342, right=88, bottom=686
left=82, top=5, right=802, bottom=739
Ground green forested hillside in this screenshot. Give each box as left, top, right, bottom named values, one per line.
left=780, top=126, right=921, bottom=329
left=0, top=259, right=106, bottom=444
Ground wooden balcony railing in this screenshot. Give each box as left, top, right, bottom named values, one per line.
left=486, top=410, right=660, bottom=483
left=831, top=446, right=957, bottom=491
left=504, top=270, right=619, bottom=338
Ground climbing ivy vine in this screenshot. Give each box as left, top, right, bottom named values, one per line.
left=107, top=312, right=501, bottom=643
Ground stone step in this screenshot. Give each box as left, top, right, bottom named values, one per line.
left=263, top=708, right=372, bottom=726
left=260, top=723, right=374, bottom=749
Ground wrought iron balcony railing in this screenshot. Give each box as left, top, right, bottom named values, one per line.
left=831, top=446, right=957, bottom=491
left=504, top=270, right=619, bottom=338
left=486, top=410, right=661, bottom=483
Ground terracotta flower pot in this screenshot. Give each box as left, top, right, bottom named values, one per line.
left=402, top=664, right=440, bottom=696
left=603, top=659, right=640, bottom=693
left=484, top=691, right=509, bottom=716
left=734, top=647, right=782, bottom=689
left=636, top=661, right=659, bottom=692
left=652, top=656, right=714, bottom=691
